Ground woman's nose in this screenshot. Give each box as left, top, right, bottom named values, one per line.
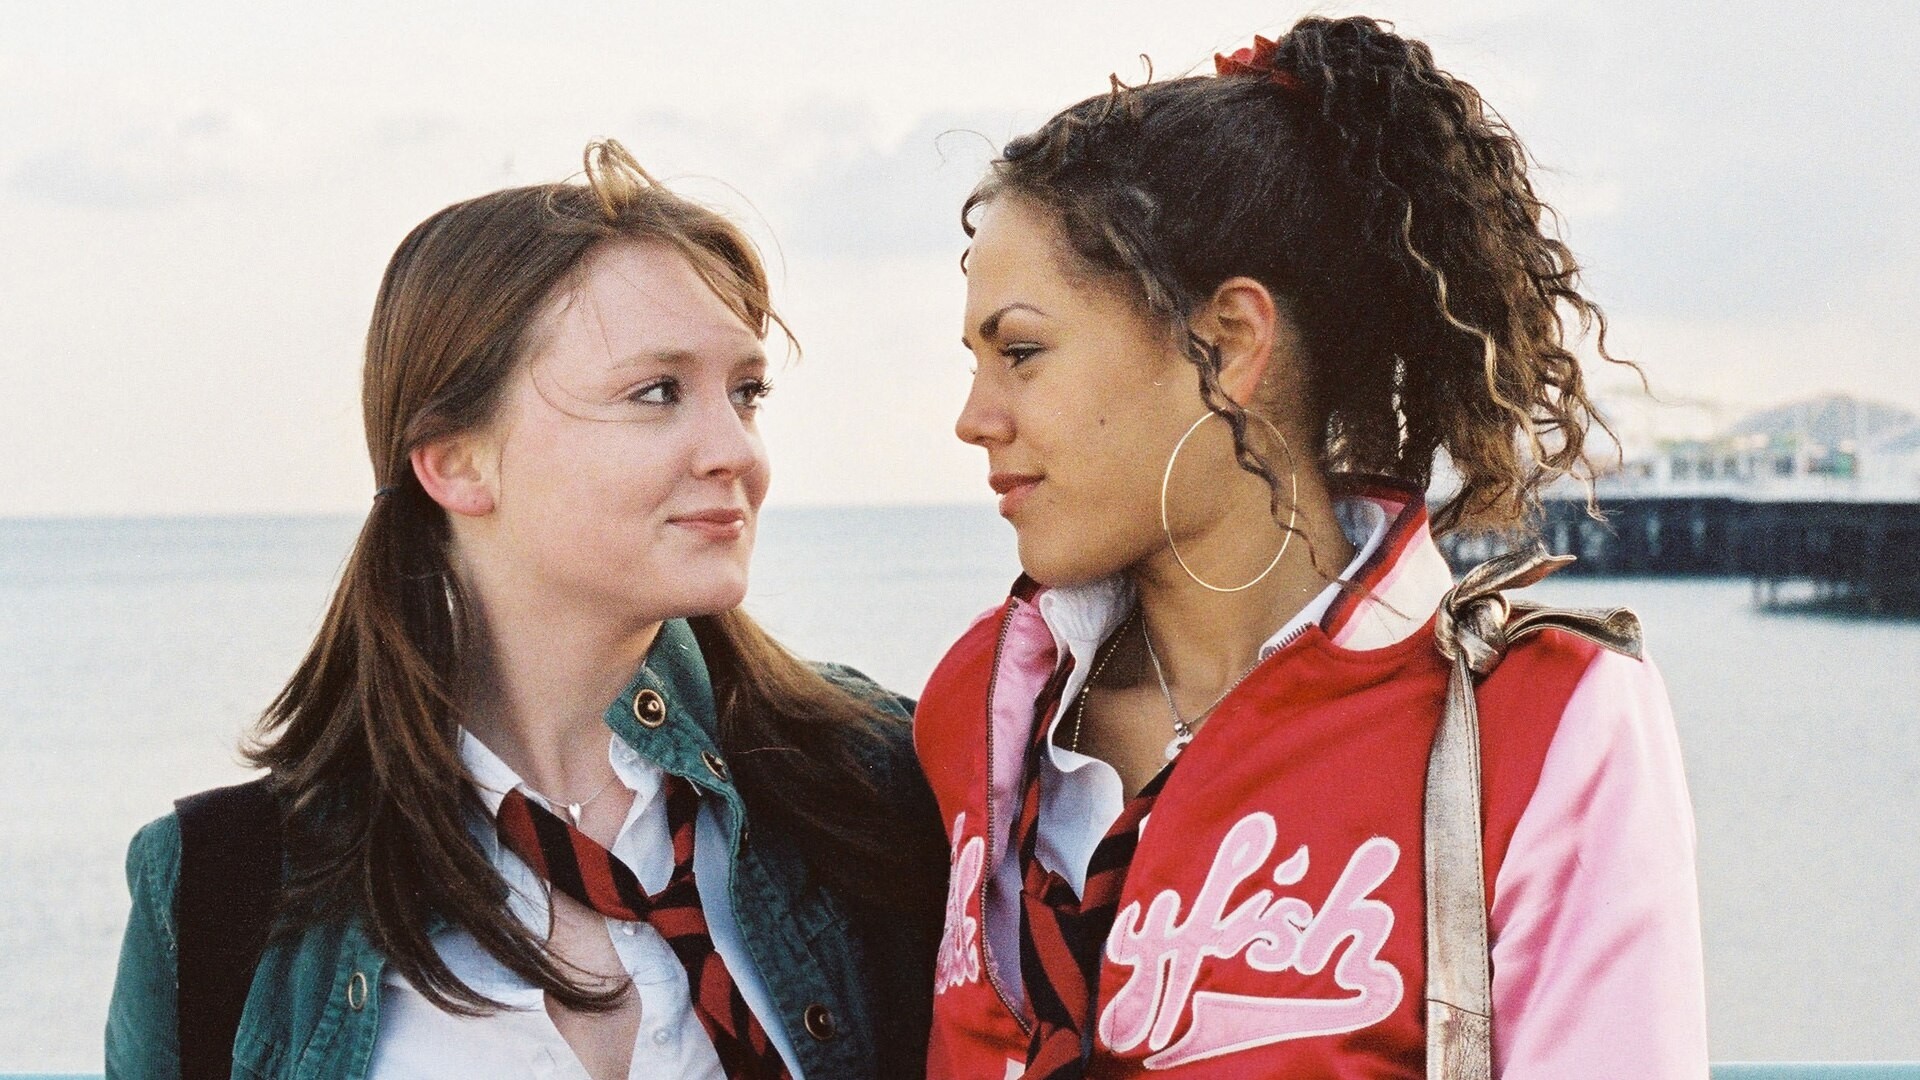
left=691, top=397, right=764, bottom=479
left=955, top=372, right=1013, bottom=448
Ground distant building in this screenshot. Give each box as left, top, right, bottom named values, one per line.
left=1589, top=392, right=1920, bottom=502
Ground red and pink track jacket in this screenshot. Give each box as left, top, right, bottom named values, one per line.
left=914, top=482, right=1708, bottom=1079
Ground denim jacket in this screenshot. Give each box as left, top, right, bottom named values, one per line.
left=104, top=619, right=940, bottom=1079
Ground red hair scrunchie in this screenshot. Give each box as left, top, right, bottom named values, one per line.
left=1214, top=34, right=1305, bottom=96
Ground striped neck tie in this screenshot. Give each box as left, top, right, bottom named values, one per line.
left=495, top=775, right=791, bottom=1080
left=1016, top=673, right=1177, bottom=1080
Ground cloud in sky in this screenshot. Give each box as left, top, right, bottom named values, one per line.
left=776, top=111, right=1011, bottom=258
left=1, top=0, right=1916, bottom=515
left=6, top=108, right=255, bottom=209
left=1542, top=2, right=1920, bottom=320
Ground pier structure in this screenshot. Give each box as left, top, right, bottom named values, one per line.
left=1530, top=494, right=1920, bottom=611
left=1438, top=393, right=1920, bottom=612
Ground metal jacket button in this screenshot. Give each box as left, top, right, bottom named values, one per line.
left=802, top=1003, right=836, bottom=1042
left=347, top=971, right=369, bottom=1011
left=632, top=689, right=667, bottom=728
left=701, top=751, right=729, bottom=782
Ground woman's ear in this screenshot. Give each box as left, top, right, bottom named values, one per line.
left=410, top=433, right=499, bottom=518
left=1196, top=276, right=1280, bottom=407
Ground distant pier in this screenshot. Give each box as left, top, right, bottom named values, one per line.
left=1432, top=393, right=1920, bottom=612
left=1441, top=495, right=1920, bottom=613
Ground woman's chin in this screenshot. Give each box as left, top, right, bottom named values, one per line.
left=639, top=573, right=751, bottom=623
left=1016, top=536, right=1125, bottom=590
left=686, top=580, right=751, bottom=617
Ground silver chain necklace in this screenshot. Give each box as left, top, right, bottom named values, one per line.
left=524, top=773, right=619, bottom=827
left=1139, top=615, right=1265, bottom=761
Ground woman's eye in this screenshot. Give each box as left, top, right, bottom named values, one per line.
left=628, top=378, right=680, bottom=406
left=731, top=378, right=773, bottom=410
left=1003, top=343, right=1043, bottom=367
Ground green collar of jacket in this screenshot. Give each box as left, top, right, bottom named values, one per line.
left=105, top=618, right=934, bottom=1080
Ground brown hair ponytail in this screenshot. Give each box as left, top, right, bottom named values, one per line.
left=965, top=15, right=1630, bottom=534
left=247, top=143, right=944, bottom=1015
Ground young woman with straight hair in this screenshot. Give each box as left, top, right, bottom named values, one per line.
left=919, top=16, right=1707, bottom=1078
left=106, top=141, right=945, bottom=1080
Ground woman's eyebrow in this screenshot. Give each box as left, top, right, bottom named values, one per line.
left=609, top=346, right=700, bottom=368
left=977, top=302, right=1049, bottom=341
left=610, top=346, right=765, bottom=369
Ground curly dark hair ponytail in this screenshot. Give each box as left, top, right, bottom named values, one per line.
left=964, top=15, right=1627, bottom=534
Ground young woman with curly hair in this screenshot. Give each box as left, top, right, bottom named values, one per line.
left=917, top=16, right=1707, bottom=1079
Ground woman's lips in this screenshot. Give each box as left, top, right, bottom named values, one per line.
left=669, top=508, right=748, bottom=541
left=988, top=473, right=1041, bottom=518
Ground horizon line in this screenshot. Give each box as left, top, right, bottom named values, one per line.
left=0, top=500, right=1001, bottom=524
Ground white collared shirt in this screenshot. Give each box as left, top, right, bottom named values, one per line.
left=365, top=729, right=805, bottom=1080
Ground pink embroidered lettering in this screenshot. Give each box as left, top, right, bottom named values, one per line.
left=935, top=812, right=986, bottom=993
left=1098, top=814, right=1404, bottom=1069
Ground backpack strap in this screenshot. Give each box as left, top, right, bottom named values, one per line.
left=1425, top=548, right=1643, bottom=1079
left=174, top=776, right=284, bottom=1080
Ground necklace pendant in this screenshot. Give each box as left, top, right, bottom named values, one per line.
left=1164, top=732, right=1192, bottom=761
left=566, top=803, right=584, bottom=827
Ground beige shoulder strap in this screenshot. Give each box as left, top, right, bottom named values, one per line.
left=1425, top=548, right=1643, bottom=1078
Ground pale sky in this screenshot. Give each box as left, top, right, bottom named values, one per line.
left=3, top=0, right=1916, bottom=515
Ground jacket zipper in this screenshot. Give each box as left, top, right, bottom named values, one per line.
left=1195, top=621, right=1310, bottom=726
left=1268, top=621, right=1310, bottom=655
left=978, top=599, right=1033, bottom=1034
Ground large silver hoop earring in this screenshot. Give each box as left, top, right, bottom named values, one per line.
left=1158, top=410, right=1301, bottom=593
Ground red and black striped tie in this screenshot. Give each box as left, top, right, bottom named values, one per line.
left=495, top=775, right=791, bottom=1080
left=1015, top=681, right=1176, bottom=1079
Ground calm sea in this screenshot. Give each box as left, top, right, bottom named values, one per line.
left=2, top=507, right=1916, bottom=1069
